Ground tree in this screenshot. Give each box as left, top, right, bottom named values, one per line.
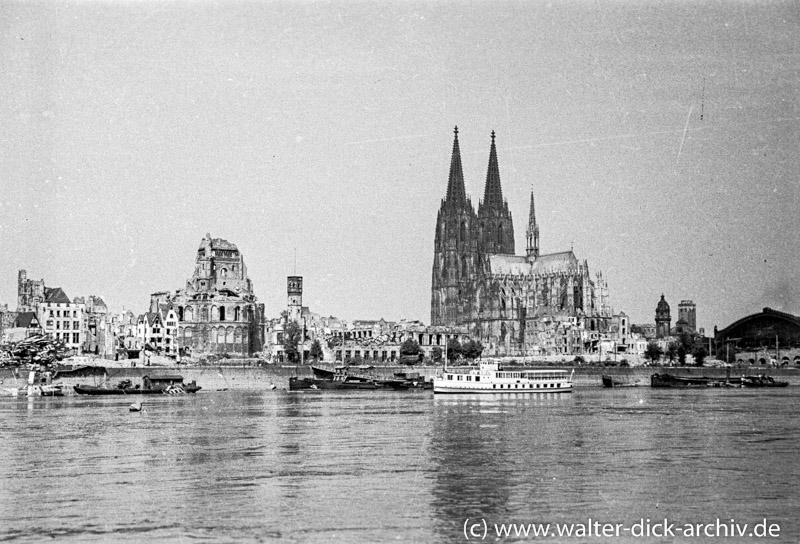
left=462, top=339, right=484, bottom=360
left=282, top=322, right=301, bottom=363
left=309, top=339, right=323, bottom=361
left=677, top=344, right=687, bottom=365
left=446, top=339, right=462, bottom=362
left=666, top=342, right=678, bottom=364
left=400, top=338, right=421, bottom=356
left=645, top=341, right=663, bottom=364
left=692, top=346, right=707, bottom=367
left=431, top=346, right=443, bottom=363
left=399, top=338, right=422, bottom=365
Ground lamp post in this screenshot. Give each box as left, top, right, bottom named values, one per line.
left=300, top=317, right=306, bottom=366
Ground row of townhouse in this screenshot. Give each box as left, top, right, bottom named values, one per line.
left=134, top=306, right=180, bottom=356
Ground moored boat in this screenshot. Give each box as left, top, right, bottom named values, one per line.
left=739, top=375, right=788, bottom=388
left=602, top=374, right=639, bottom=388
left=650, top=373, right=723, bottom=388
left=74, top=375, right=201, bottom=395
left=289, top=374, right=380, bottom=391
left=433, top=360, right=573, bottom=394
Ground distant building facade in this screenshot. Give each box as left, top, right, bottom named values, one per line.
left=76, top=295, right=116, bottom=358
left=431, top=127, right=612, bottom=356
left=3, top=312, right=43, bottom=343
left=655, top=294, right=671, bottom=339
left=678, top=300, right=696, bottom=332
left=17, top=270, right=45, bottom=312
left=151, top=234, right=265, bottom=357
left=36, top=287, right=84, bottom=352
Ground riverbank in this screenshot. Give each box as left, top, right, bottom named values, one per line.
left=3, top=362, right=798, bottom=393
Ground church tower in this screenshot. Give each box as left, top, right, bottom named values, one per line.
left=477, top=131, right=515, bottom=255
left=525, top=190, right=539, bottom=259
left=431, top=126, right=478, bottom=326
left=655, top=294, right=672, bottom=338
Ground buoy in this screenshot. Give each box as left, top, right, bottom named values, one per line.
left=129, top=401, right=143, bottom=412
left=269, top=383, right=277, bottom=390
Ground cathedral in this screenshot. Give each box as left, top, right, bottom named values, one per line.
left=431, top=127, right=611, bottom=357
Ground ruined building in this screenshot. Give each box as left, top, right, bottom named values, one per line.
left=17, top=270, right=45, bottom=312
left=151, top=234, right=264, bottom=356
left=431, top=127, right=611, bottom=356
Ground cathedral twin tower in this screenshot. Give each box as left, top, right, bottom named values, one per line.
left=431, top=126, right=609, bottom=357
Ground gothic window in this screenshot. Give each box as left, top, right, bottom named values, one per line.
left=220, top=306, right=226, bottom=321
left=461, top=255, right=468, bottom=278
left=201, top=307, right=209, bottom=322
left=185, top=306, right=194, bottom=321
left=221, top=268, right=228, bottom=277
left=234, top=306, right=241, bottom=321
left=497, top=224, right=504, bottom=248
left=460, top=221, right=467, bottom=245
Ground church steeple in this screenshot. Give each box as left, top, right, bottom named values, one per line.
left=482, top=130, right=504, bottom=210
left=477, top=130, right=515, bottom=254
left=445, top=126, right=466, bottom=207
left=432, top=125, right=478, bottom=327
left=526, top=189, right=539, bottom=259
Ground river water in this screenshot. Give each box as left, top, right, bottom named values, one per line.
left=1, top=386, right=798, bottom=543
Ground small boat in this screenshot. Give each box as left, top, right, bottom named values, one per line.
left=433, top=360, right=573, bottom=394
left=739, top=375, right=788, bottom=388
left=650, top=373, right=724, bottom=388
left=32, top=383, right=66, bottom=397
left=0, top=387, right=21, bottom=397
left=289, top=375, right=380, bottom=391
left=74, top=375, right=201, bottom=395
left=24, top=370, right=66, bottom=396
left=602, top=375, right=639, bottom=388
left=392, top=371, right=433, bottom=390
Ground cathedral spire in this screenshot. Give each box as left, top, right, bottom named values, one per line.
left=445, top=126, right=466, bottom=206
left=482, top=130, right=504, bottom=210
left=526, top=189, right=539, bottom=259
left=477, top=130, right=515, bottom=254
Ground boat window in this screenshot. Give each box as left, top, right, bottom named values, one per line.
left=475, top=377, right=480, bottom=382
left=447, top=375, right=452, bottom=380
left=466, top=376, right=471, bottom=381
left=493, top=384, right=497, bottom=389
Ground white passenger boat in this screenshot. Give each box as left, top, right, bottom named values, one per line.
left=433, top=360, right=573, bottom=394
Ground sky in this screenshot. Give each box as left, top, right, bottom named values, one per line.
left=1, top=0, right=798, bottom=333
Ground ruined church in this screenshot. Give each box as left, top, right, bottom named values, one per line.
left=431, top=127, right=611, bottom=356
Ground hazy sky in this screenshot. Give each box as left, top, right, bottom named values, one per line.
left=2, top=1, right=798, bottom=333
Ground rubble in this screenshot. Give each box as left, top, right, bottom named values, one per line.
left=0, top=334, right=74, bottom=368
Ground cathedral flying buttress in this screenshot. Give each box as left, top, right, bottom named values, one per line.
left=431, top=128, right=612, bottom=357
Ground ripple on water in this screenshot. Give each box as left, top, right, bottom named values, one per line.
left=1, top=388, right=799, bottom=543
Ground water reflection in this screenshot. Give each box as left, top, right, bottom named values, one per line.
left=429, top=392, right=577, bottom=542
left=1, top=388, right=799, bottom=543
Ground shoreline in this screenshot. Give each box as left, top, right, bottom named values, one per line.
left=3, top=362, right=798, bottom=392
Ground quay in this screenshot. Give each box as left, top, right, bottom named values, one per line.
left=3, top=361, right=797, bottom=394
